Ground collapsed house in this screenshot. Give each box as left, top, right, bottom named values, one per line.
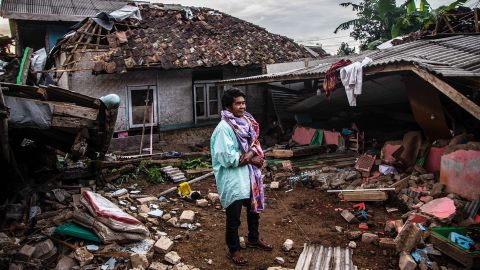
left=0, top=0, right=128, bottom=56
left=44, top=3, right=314, bottom=153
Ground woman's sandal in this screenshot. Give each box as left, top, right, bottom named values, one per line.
left=246, top=239, right=273, bottom=251
left=227, top=251, right=248, bottom=265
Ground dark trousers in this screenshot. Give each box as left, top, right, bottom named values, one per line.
left=225, top=198, right=260, bottom=253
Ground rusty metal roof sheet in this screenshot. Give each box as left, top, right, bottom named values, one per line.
left=0, top=0, right=128, bottom=21
left=219, top=35, right=480, bottom=85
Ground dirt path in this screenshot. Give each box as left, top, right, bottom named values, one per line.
left=131, top=177, right=402, bottom=269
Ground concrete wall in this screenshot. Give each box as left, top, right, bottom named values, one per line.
left=67, top=53, right=265, bottom=134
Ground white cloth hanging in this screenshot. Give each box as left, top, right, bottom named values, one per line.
left=340, top=57, right=372, bottom=106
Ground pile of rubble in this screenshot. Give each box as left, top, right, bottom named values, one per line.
left=0, top=167, right=222, bottom=270
left=264, top=130, right=480, bottom=269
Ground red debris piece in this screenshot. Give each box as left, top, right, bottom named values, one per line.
left=355, top=154, right=376, bottom=173
left=359, top=223, right=369, bottom=230
left=353, top=203, right=366, bottom=211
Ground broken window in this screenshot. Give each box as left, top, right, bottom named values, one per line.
left=193, top=82, right=222, bottom=122
left=127, top=85, right=157, bottom=129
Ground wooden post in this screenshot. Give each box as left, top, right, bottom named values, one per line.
left=411, top=67, right=480, bottom=120
left=0, top=87, right=10, bottom=163
left=474, top=9, right=479, bottom=33
left=139, top=89, right=150, bottom=154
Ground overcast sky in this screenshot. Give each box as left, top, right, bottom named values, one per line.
left=0, top=0, right=464, bottom=54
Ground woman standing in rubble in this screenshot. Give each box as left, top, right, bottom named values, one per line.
left=210, top=88, right=273, bottom=265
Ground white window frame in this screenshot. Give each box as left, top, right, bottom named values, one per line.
left=127, top=84, right=158, bottom=129
left=193, top=81, right=223, bottom=123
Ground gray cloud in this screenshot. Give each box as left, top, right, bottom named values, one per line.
left=0, top=0, right=467, bottom=53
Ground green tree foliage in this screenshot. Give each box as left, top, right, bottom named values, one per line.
left=335, top=0, right=467, bottom=50
left=337, top=42, right=356, bottom=56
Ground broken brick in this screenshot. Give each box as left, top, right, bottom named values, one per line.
left=399, top=252, right=417, bottom=270
left=179, top=210, right=195, bottom=223
left=165, top=251, right=181, bottom=265
left=394, top=221, right=422, bottom=252
left=341, top=210, right=356, bottom=223
left=154, top=236, right=174, bottom=253
left=379, top=238, right=396, bottom=249
left=361, top=233, right=379, bottom=245
left=17, top=245, right=35, bottom=261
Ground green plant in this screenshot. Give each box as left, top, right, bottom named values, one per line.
left=180, top=158, right=210, bottom=170
left=335, top=0, right=467, bottom=50
left=144, top=166, right=164, bottom=183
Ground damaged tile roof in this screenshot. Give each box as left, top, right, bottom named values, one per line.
left=61, top=4, right=312, bottom=72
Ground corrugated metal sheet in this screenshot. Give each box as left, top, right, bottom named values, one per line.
left=0, top=0, right=127, bottom=21
left=219, top=35, right=480, bottom=85
left=295, top=244, right=357, bottom=270
left=463, top=200, right=480, bottom=219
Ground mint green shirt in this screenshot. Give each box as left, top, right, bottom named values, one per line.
left=210, top=120, right=250, bottom=208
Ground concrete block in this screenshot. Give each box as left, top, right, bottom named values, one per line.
left=399, top=252, right=417, bottom=270
left=149, top=262, right=169, bottom=270
left=282, top=239, right=293, bottom=251
left=361, top=233, right=379, bottom=245
left=74, top=247, right=94, bottom=267
left=131, top=253, right=149, bottom=269
left=207, top=193, right=219, bottom=203
left=270, top=181, right=280, bottom=189
left=139, top=204, right=150, bottom=213
left=165, top=251, right=181, bottom=265
left=167, top=217, right=178, bottom=227
left=347, top=230, right=362, bottom=240
left=8, top=263, right=23, bottom=270
left=341, top=210, right=356, bottom=223
left=154, top=236, right=174, bottom=253
left=54, top=255, right=77, bottom=270
left=395, top=221, right=421, bottom=252
left=136, top=196, right=158, bottom=204
left=348, top=241, right=357, bottom=249
left=239, top=237, right=246, bottom=249
left=17, top=244, right=35, bottom=260
left=32, top=239, right=55, bottom=258
left=196, top=199, right=208, bottom=207
left=179, top=210, right=195, bottom=223
left=379, top=238, right=396, bottom=249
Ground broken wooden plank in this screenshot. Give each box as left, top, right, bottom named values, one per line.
left=338, top=191, right=388, bottom=202
left=53, top=104, right=99, bottom=121
left=271, top=149, right=293, bottom=158
left=390, top=175, right=410, bottom=192
left=365, top=64, right=480, bottom=120
left=51, top=116, right=95, bottom=129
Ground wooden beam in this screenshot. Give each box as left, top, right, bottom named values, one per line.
left=339, top=191, right=388, bottom=202
left=411, top=67, right=480, bottom=120
left=365, top=63, right=480, bottom=120
left=53, top=103, right=99, bottom=121
left=51, top=116, right=95, bottom=129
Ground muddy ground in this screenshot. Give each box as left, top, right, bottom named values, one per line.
left=126, top=176, right=406, bottom=270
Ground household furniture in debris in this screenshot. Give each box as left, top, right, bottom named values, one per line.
left=348, top=131, right=364, bottom=153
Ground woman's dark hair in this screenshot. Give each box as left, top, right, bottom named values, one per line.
left=221, top=88, right=246, bottom=109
